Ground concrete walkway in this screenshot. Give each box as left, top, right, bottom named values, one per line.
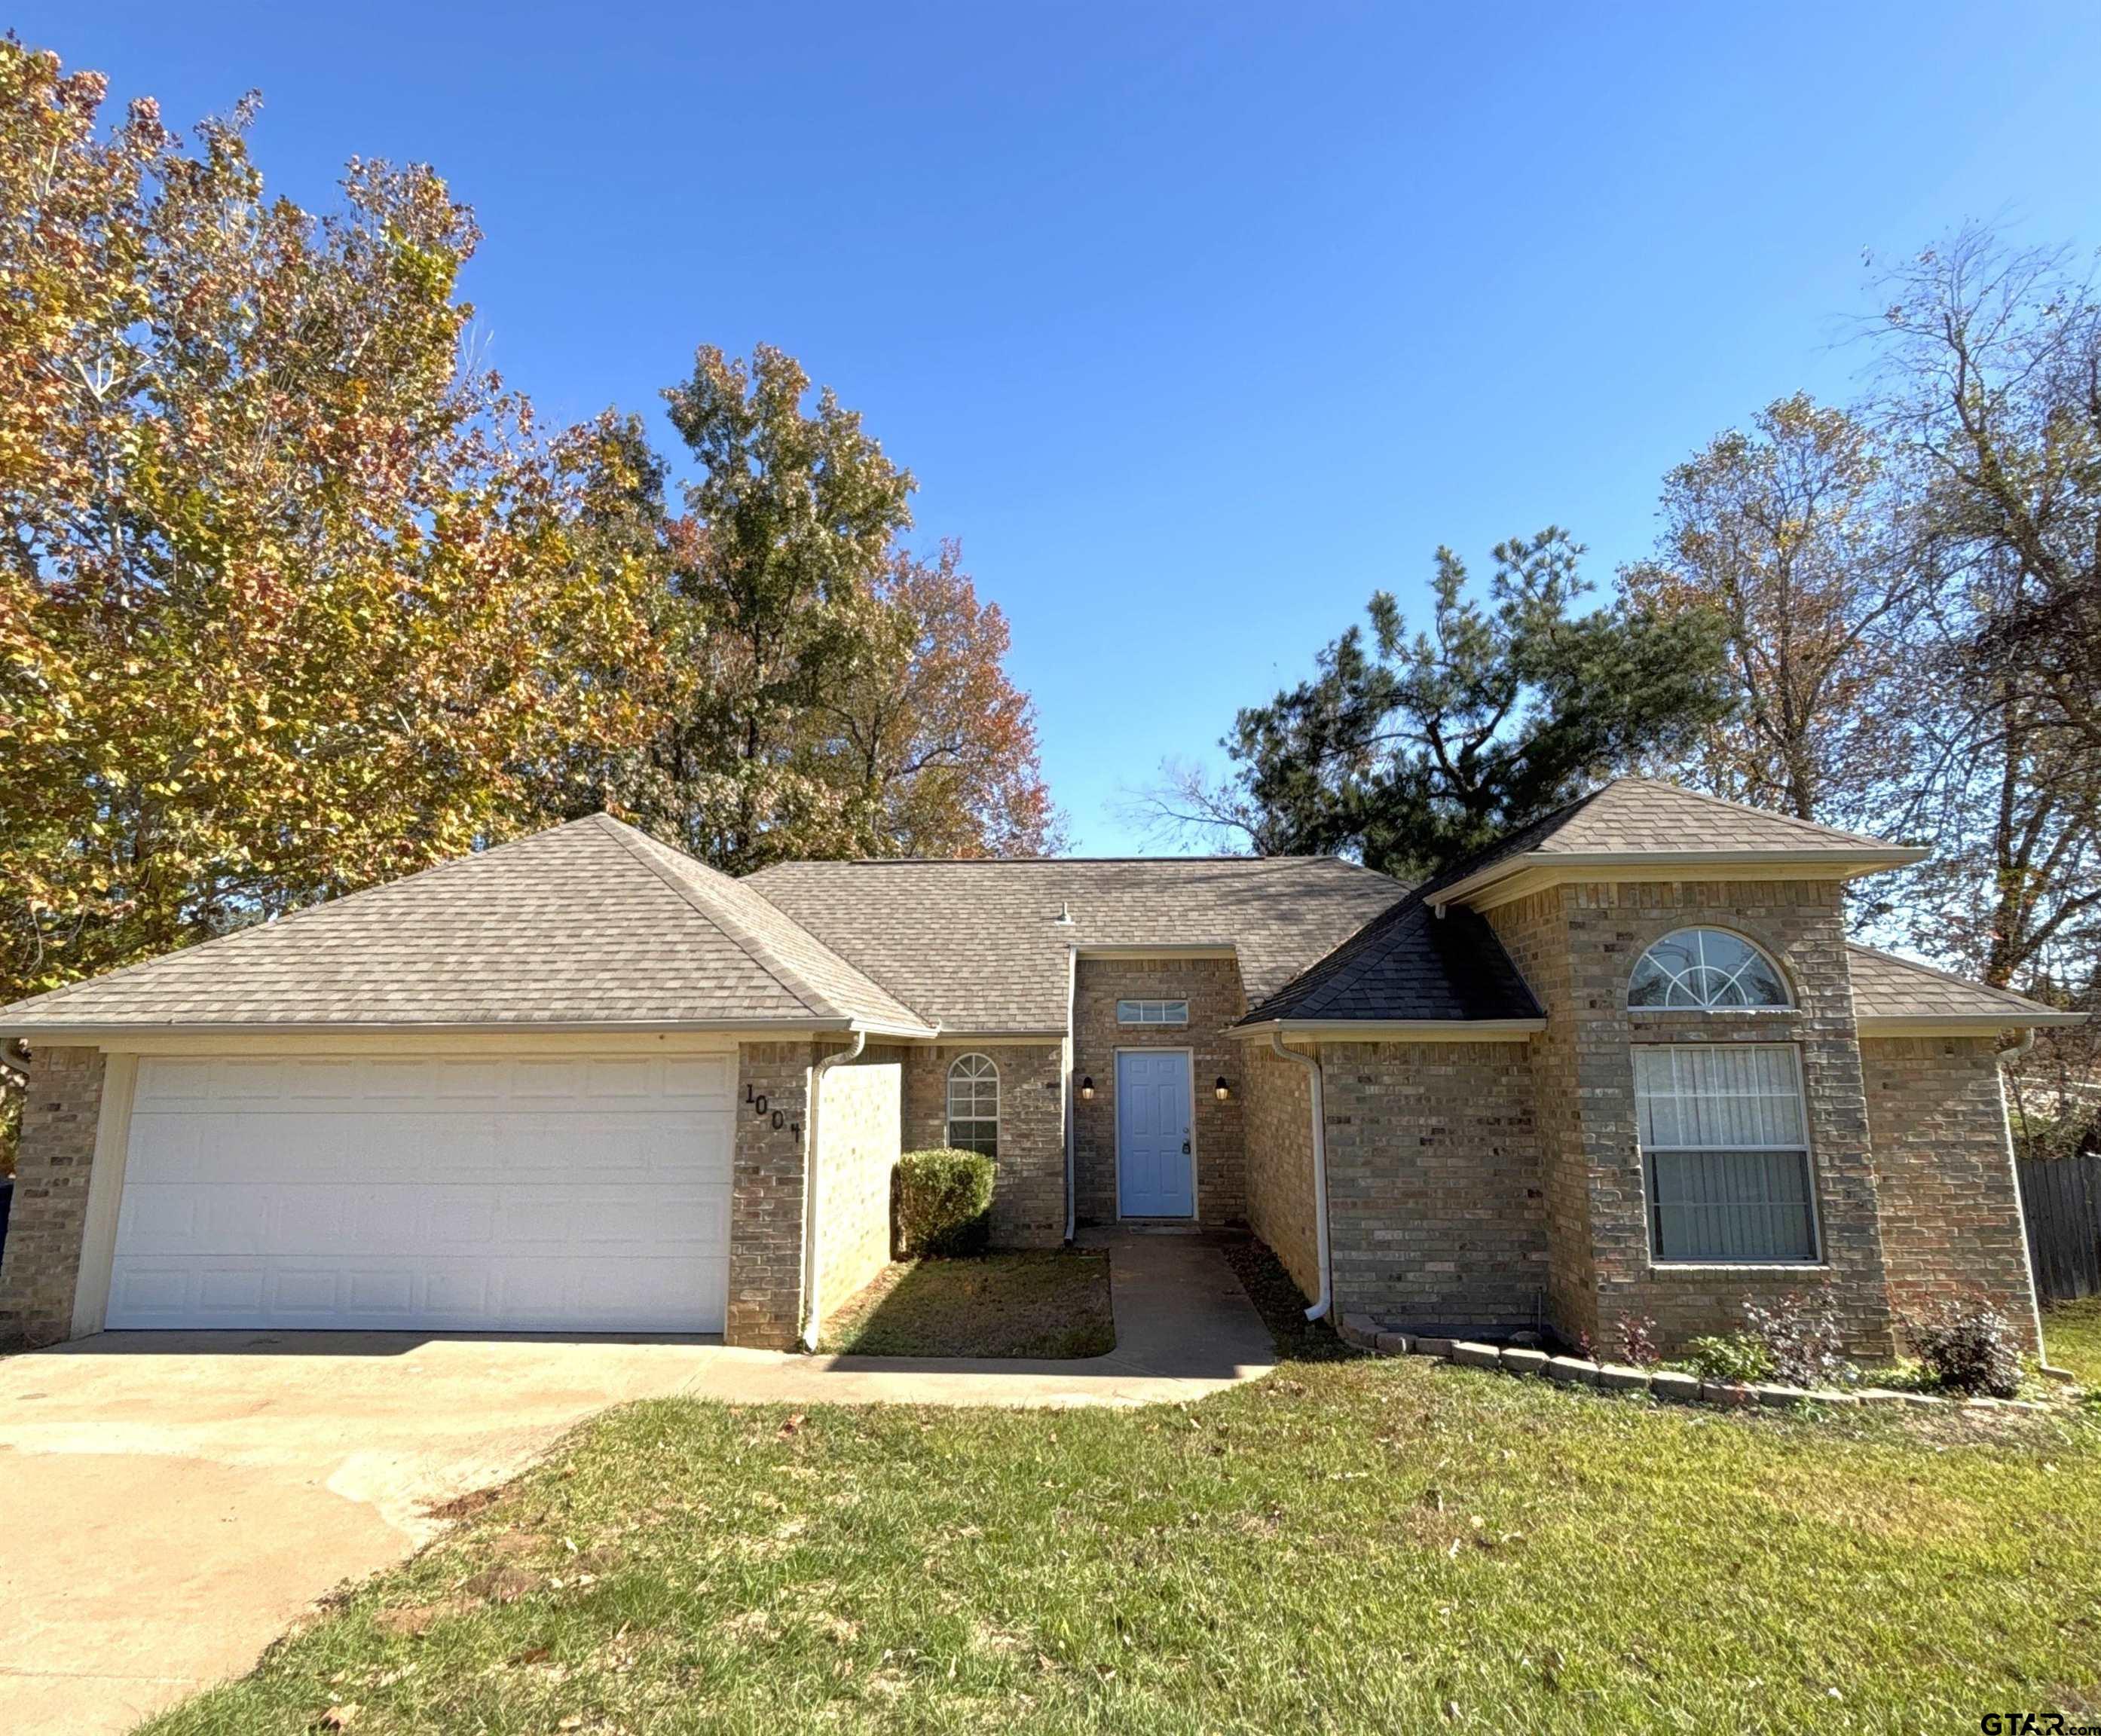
left=0, top=1233, right=1271, bottom=1733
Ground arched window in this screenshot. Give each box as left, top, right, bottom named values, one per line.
left=945, top=1053, right=999, bottom=1158
left=1628, top=928, right=1790, bottom=1010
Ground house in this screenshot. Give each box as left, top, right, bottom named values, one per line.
left=0, top=779, right=2078, bottom=1359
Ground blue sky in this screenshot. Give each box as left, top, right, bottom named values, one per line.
left=22, top=4, right=2101, bottom=852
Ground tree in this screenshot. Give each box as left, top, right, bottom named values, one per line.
left=1869, top=228, right=2101, bottom=990
left=0, top=43, right=660, bottom=1012
left=1140, top=530, right=1732, bottom=880
left=813, top=541, right=1063, bottom=857
left=604, top=347, right=1060, bottom=868
left=1622, top=393, right=1925, bottom=832
left=610, top=344, right=916, bottom=872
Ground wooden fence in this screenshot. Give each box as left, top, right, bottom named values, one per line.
left=2020, top=1155, right=2101, bottom=1305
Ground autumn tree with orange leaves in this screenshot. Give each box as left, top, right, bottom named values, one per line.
left=0, top=41, right=674, bottom=1019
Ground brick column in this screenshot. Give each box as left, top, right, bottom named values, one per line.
left=727, top=1042, right=812, bottom=1348
left=0, top=1046, right=107, bottom=1348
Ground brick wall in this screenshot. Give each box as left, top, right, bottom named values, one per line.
left=729, top=1041, right=812, bottom=1349
left=815, top=1046, right=902, bottom=1317
left=1482, top=888, right=1596, bottom=1337
left=901, top=1042, right=1065, bottom=1248
left=1323, top=1039, right=1549, bottom=1333
left=1862, top=1034, right=2043, bottom=1353
left=0, top=1046, right=106, bottom=1348
left=1241, top=1038, right=1320, bottom=1303
left=1071, top=956, right=1246, bottom=1226
left=1492, top=880, right=1897, bottom=1357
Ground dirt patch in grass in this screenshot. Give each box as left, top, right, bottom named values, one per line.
left=422, top=1485, right=504, bottom=1524
left=821, top=1251, right=1114, bottom=1358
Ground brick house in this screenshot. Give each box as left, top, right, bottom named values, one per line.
left=0, top=781, right=2077, bottom=1358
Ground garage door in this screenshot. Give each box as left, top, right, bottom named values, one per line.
left=106, top=1053, right=732, bottom=1333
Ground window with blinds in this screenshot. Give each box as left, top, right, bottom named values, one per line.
left=1635, top=1044, right=1818, bottom=1263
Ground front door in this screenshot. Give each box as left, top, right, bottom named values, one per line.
left=1116, top=1050, right=1194, bottom=1218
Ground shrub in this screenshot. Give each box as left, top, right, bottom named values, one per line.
left=1614, top=1315, right=1662, bottom=1369
left=1683, top=1333, right=1772, bottom=1384
left=1906, top=1298, right=2023, bottom=1397
left=1742, top=1291, right=1857, bottom=1389
left=894, top=1148, right=995, bottom=1258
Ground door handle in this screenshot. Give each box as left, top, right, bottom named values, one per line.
left=1182, top=1139, right=1191, bottom=1154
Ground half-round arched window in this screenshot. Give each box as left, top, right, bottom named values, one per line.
left=1628, top=928, right=1790, bottom=1010
left=945, top=1053, right=999, bottom=1158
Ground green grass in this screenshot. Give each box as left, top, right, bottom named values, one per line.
left=2044, top=1297, right=2101, bottom=1385
left=143, top=1303, right=2101, bottom=1734
left=820, top=1251, right=1115, bottom=1359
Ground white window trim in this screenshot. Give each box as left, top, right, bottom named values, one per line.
left=1627, top=927, right=1793, bottom=1013
left=1635, top=1041, right=1824, bottom=1267
left=1115, top=998, right=1190, bottom=1027
left=944, top=1051, right=1000, bottom=1159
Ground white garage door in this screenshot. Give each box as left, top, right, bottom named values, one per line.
left=107, top=1053, right=732, bottom=1333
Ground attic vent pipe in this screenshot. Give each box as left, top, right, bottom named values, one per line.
left=1054, top=902, right=1074, bottom=926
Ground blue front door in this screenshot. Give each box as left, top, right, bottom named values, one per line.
left=1116, top=1050, right=1194, bottom=1218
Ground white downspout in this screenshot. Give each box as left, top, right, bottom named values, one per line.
left=800, top=1027, right=867, bottom=1352
left=1270, top=1029, right=1331, bottom=1322
left=1064, top=943, right=1078, bottom=1242
left=1996, top=1025, right=2054, bottom=1371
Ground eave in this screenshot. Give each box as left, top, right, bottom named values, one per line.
left=1232, top=1017, right=1546, bottom=1044
left=2, top=1013, right=940, bottom=1048
left=1856, top=1010, right=2089, bottom=1036
left=1433, top=847, right=1931, bottom=913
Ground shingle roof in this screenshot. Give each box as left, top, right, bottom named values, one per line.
left=1235, top=893, right=1543, bottom=1027
left=1846, top=944, right=2086, bottom=1029
left=1235, top=780, right=1940, bottom=1030
left=742, top=857, right=1408, bottom=1033
left=1428, top=777, right=1924, bottom=905
left=0, top=815, right=933, bottom=1036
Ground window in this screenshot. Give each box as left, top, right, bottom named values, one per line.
left=1636, top=1044, right=1817, bottom=1262
left=1115, top=999, right=1188, bottom=1025
left=945, top=1053, right=999, bottom=1158
left=1629, top=928, right=1789, bottom=1010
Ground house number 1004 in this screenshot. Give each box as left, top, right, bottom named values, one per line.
left=745, top=1082, right=799, bottom=1136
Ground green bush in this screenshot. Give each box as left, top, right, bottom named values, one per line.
left=1682, top=1332, right=1773, bottom=1384
left=1906, top=1299, right=2023, bottom=1397
left=895, top=1148, right=995, bottom=1258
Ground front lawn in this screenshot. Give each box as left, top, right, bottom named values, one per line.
left=2045, top=1297, right=2101, bottom=1384
left=820, top=1250, right=1115, bottom=1359
left=148, top=1316, right=2101, bottom=1732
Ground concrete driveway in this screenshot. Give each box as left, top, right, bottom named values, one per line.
left=0, top=1334, right=726, bottom=1732
left=0, top=1234, right=1271, bottom=1733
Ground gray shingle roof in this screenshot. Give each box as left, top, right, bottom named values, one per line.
left=0, top=815, right=932, bottom=1035
left=1428, top=777, right=1923, bottom=905
left=1846, top=944, right=2085, bottom=1029
left=1235, top=894, right=1543, bottom=1027
left=743, top=857, right=1408, bottom=1033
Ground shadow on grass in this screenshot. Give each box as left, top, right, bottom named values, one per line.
left=822, top=1251, right=1115, bottom=1359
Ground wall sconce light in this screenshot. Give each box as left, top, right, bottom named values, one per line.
left=1079, top=1077, right=1095, bottom=1099
left=1215, top=1076, right=1231, bottom=1101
